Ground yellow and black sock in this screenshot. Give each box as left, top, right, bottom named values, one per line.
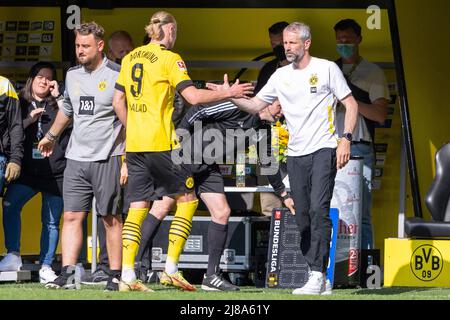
left=167, top=200, right=198, bottom=265
left=122, top=207, right=148, bottom=270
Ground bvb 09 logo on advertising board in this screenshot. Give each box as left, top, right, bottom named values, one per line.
left=410, top=245, right=443, bottom=281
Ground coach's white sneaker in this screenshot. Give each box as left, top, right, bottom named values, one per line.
left=0, top=253, right=22, bottom=272
left=292, top=271, right=324, bottom=295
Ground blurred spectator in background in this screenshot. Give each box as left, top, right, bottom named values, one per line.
left=107, top=30, right=134, bottom=65
left=0, top=62, right=70, bottom=284
left=255, top=21, right=290, bottom=216
left=334, top=19, right=389, bottom=249
left=255, top=21, right=290, bottom=93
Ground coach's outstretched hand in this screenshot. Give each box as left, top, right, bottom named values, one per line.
left=207, top=74, right=254, bottom=99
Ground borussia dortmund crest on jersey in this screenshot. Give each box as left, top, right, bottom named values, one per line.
left=309, top=73, right=318, bottom=86
left=98, top=80, right=107, bottom=92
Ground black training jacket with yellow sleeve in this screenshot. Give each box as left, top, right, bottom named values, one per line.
left=0, top=76, right=24, bottom=165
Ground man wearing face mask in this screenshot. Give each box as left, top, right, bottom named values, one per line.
left=254, top=21, right=290, bottom=94
left=107, top=30, right=134, bottom=65
left=334, top=19, right=390, bottom=250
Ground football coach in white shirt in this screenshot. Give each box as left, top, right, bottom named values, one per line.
left=208, top=22, right=358, bottom=295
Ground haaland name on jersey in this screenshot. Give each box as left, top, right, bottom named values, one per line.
left=131, top=103, right=147, bottom=112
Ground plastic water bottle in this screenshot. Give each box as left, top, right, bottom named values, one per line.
left=236, top=152, right=246, bottom=187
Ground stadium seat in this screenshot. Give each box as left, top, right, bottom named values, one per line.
left=404, top=142, right=450, bottom=238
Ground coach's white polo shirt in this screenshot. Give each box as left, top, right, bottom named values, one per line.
left=257, top=57, right=352, bottom=157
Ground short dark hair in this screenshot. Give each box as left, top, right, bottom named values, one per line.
left=74, top=21, right=105, bottom=40
left=269, top=21, right=289, bottom=34
left=333, top=19, right=362, bottom=36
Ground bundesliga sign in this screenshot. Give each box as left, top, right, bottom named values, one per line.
left=266, top=207, right=339, bottom=288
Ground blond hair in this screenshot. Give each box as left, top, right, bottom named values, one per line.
left=144, top=11, right=176, bottom=41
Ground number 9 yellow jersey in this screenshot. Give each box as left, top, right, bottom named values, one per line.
left=115, top=43, right=193, bottom=152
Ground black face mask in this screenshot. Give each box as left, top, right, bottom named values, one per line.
left=273, top=44, right=286, bottom=61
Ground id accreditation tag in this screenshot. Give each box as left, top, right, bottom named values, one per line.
left=32, top=142, right=45, bottom=159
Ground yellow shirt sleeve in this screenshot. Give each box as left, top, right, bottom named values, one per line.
left=166, top=53, right=192, bottom=90
left=0, top=76, right=18, bottom=99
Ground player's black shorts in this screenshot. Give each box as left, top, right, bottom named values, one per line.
left=127, top=151, right=194, bottom=202
left=188, top=163, right=225, bottom=195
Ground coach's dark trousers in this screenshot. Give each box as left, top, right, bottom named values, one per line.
left=287, top=147, right=337, bottom=273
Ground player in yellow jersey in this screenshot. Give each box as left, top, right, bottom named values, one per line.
left=113, top=11, right=253, bottom=292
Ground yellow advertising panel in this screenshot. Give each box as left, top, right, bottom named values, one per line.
left=82, top=8, right=392, bottom=82
left=384, top=238, right=450, bottom=287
